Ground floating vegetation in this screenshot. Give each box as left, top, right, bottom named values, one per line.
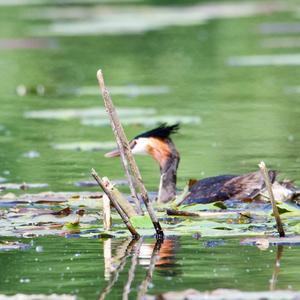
left=0, top=182, right=49, bottom=191
left=30, top=2, right=287, bottom=36
left=22, top=150, right=40, bottom=158
left=241, top=236, right=300, bottom=246
left=0, top=294, right=76, bottom=300
left=284, top=86, right=300, bottom=94
left=52, top=141, right=116, bottom=151
left=59, top=85, right=170, bottom=97
left=1, top=189, right=300, bottom=239
left=0, top=38, right=57, bottom=50
left=261, top=38, right=300, bottom=49
left=16, top=84, right=47, bottom=96
left=82, top=115, right=201, bottom=127
left=259, top=22, right=300, bottom=35
left=0, top=0, right=42, bottom=5
left=228, top=54, right=300, bottom=67
left=0, top=191, right=102, bottom=206
left=24, top=107, right=156, bottom=120
left=145, top=289, right=300, bottom=300
left=74, top=179, right=128, bottom=187
left=0, top=177, right=7, bottom=183
left=0, top=241, right=31, bottom=251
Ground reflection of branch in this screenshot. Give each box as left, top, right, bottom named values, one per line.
left=269, top=245, right=284, bottom=291
left=103, top=239, right=112, bottom=281
left=136, top=240, right=162, bottom=300
left=99, top=238, right=138, bottom=300
left=122, top=239, right=143, bottom=300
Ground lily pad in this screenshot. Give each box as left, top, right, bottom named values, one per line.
left=130, top=215, right=153, bottom=229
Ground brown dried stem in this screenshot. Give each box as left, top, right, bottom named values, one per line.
left=103, top=194, right=111, bottom=231
left=259, top=161, right=285, bottom=237
left=97, top=69, right=164, bottom=239
left=96, top=70, right=142, bottom=215
left=91, top=168, right=139, bottom=238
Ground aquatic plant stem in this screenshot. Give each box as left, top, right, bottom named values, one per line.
left=166, top=209, right=245, bottom=218
left=91, top=168, right=140, bottom=238
left=103, top=194, right=111, bottom=231
left=96, top=70, right=142, bottom=216
left=259, top=161, right=285, bottom=237
left=97, top=69, right=164, bottom=240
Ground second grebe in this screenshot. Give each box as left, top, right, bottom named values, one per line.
left=105, top=124, right=299, bottom=204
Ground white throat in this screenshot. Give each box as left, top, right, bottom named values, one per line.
left=131, top=138, right=149, bottom=156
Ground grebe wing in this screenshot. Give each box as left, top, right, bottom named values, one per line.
left=182, top=171, right=277, bottom=204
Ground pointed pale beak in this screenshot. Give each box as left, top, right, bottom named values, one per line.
left=104, top=140, right=137, bottom=158
left=104, top=148, right=121, bottom=158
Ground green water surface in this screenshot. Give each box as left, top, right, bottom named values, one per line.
left=0, top=0, right=300, bottom=298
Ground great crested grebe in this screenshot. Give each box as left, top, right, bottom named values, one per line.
left=105, top=124, right=299, bottom=204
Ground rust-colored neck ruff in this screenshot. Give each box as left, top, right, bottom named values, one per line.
left=146, top=137, right=173, bottom=169
left=146, top=137, right=180, bottom=203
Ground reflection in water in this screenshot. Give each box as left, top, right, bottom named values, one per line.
left=99, top=238, right=136, bottom=300
left=99, top=237, right=179, bottom=299
left=122, top=239, right=143, bottom=300
left=139, top=238, right=179, bottom=277
left=103, top=239, right=111, bottom=281
left=137, top=240, right=162, bottom=300
left=270, top=245, right=284, bottom=291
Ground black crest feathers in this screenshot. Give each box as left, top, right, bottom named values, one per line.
left=135, top=123, right=180, bottom=140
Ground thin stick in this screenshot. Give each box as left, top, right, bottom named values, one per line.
left=91, top=168, right=140, bottom=238
left=166, top=209, right=245, bottom=218
left=259, top=161, right=285, bottom=237
left=103, top=177, right=138, bottom=218
left=96, top=71, right=142, bottom=215
left=103, top=194, right=111, bottom=231
left=97, top=69, right=164, bottom=239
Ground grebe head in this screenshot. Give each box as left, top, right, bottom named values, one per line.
left=105, top=123, right=180, bottom=203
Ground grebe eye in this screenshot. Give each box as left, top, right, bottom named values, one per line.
left=129, top=139, right=137, bottom=149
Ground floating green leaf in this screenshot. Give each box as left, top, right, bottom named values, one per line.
left=130, top=215, right=153, bottom=229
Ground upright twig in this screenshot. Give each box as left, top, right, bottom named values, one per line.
left=259, top=161, right=285, bottom=237
left=97, top=69, right=164, bottom=239
left=96, top=71, right=142, bottom=216
left=91, top=168, right=140, bottom=238
left=103, top=194, right=111, bottom=231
